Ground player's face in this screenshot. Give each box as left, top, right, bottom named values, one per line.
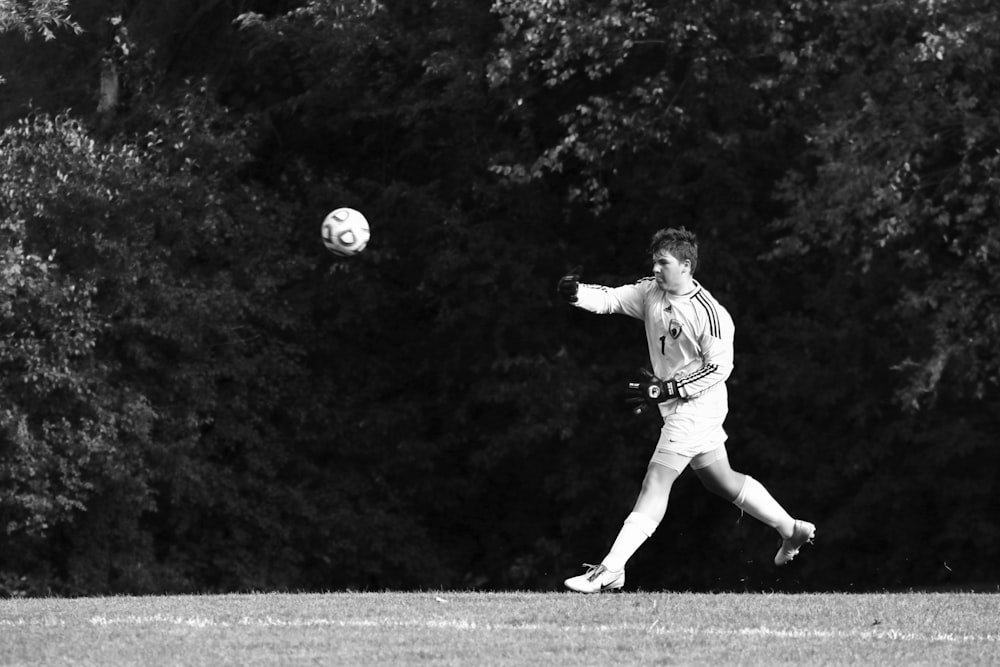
left=651, top=250, right=691, bottom=294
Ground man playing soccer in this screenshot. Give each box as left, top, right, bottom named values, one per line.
left=558, top=227, right=815, bottom=593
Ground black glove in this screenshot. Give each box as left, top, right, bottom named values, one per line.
left=626, top=369, right=682, bottom=415
left=557, top=268, right=580, bottom=303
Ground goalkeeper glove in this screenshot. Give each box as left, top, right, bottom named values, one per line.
left=557, top=268, right=580, bottom=303
left=626, top=369, right=682, bottom=415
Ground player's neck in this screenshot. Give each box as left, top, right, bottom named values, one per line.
left=667, top=278, right=697, bottom=297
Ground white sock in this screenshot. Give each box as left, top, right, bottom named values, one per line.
left=601, top=512, right=659, bottom=572
left=733, top=475, right=795, bottom=538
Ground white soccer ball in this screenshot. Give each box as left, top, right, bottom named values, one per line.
left=321, top=207, right=371, bottom=257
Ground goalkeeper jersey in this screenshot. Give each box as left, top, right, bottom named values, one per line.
left=574, top=278, right=734, bottom=420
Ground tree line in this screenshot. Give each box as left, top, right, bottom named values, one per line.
left=0, top=0, right=997, bottom=595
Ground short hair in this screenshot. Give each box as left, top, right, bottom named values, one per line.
left=648, top=227, right=698, bottom=275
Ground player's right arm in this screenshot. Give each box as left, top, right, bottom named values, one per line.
left=557, top=270, right=646, bottom=319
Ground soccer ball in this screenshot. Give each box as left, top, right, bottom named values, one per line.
left=321, top=207, right=370, bottom=256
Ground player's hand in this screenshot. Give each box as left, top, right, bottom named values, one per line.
left=626, top=369, right=681, bottom=415
left=557, top=267, right=581, bottom=303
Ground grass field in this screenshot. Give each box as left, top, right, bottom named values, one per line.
left=1, top=591, right=998, bottom=665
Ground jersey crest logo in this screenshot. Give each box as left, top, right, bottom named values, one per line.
left=668, top=319, right=682, bottom=339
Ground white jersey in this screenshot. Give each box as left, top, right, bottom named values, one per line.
left=574, top=278, right=735, bottom=447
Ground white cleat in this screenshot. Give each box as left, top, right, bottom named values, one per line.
left=775, top=520, right=816, bottom=566
left=564, top=563, right=625, bottom=593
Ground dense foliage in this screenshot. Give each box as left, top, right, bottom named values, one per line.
left=0, top=0, right=996, bottom=595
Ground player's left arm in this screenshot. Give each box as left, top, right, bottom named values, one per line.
left=674, top=307, right=735, bottom=398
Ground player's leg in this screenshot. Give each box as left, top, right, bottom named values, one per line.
left=692, top=446, right=793, bottom=534
left=606, top=460, right=682, bottom=569
left=692, top=447, right=815, bottom=565
left=564, top=456, right=684, bottom=594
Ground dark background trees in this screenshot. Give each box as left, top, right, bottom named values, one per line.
left=0, top=0, right=997, bottom=595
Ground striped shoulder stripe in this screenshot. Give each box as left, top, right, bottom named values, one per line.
left=692, top=290, right=721, bottom=338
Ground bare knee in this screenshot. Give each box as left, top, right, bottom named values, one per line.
left=641, top=463, right=677, bottom=495
left=632, top=463, right=679, bottom=520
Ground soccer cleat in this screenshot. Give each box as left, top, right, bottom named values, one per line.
left=774, top=520, right=816, bottom=566
left=564, top=563, right=625, bottom=593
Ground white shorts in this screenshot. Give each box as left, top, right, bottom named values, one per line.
left=649, top=409, right=728, bottom=471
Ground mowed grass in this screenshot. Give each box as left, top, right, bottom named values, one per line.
left=1, top=591, right=998, bottom=665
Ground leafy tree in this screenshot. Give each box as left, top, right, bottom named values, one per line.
left=0, top=114, right=155, bottom=591
left=770, top=0, right=1000, bottom=408
left=0, top=86, right=324, bottom=593
left=0, top=0, right=80, bottom=41
left=761, top=0, right=1000, bottom=588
